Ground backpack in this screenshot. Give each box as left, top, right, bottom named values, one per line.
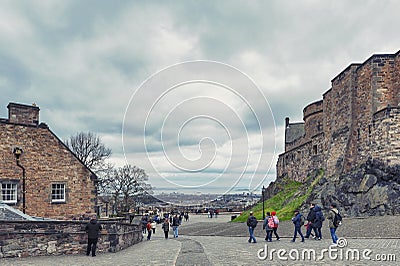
left=267, top=217, right=275, bottom=228
left=273, top=216, right=279, bottom=225
left=249, top=216, right=258, bottom=228
left=300, top=215, right=305, bottom=226
left=332, top=210, right=342, bottom=227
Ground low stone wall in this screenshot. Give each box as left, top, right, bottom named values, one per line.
left=0, top=219, right=143, bottom=258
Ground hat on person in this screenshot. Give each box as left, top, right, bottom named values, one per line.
left=250, top=211, right=253, bottom=214
left=271, top=211, right=276, bottom=216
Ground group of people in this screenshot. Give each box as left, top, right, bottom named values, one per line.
left=141, top=211, right=190, bottom=240
left=246, top=202, right=342, bottom=246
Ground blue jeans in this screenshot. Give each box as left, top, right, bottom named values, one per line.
left=248, top=227, right=256, bottom=243
left=173, top=226, right=179, bottom=238
left=293, top=226, right=304, bottom=241
left=265, top=230, right=272, bottom=241
left=330, top=227, right=338, bottom=243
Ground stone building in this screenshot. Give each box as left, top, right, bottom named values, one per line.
left=277, top=50, right=400, bottom=182
left=0, top=102, right=98, bottom=219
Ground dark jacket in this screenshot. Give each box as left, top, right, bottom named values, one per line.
left=247, top=215, right=258, bottom=228
left=292, top=213, right=302, bottom=227
left=85, top=219, right=102, bottom=239
left=306, top=207, right=316, bottom=223
left=172, top=216, right=180, bottom=226
left=162, top=221, right=170, bottom=232
left=313, top=206, right=324, bottom=228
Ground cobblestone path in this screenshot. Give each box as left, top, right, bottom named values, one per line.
left=2, top=214, right=399, bottom=266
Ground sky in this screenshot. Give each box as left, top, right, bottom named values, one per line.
left=1, top=0, right=400, bottom=197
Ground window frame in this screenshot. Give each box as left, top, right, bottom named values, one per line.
left=1, top=182, right=18, bottom=204
left=51, top=183, right=66, bottom=203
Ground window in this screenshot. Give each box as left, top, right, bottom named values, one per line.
left=1, top=183, right=17, bottom=203
left=51, top=183, right=66, bottom=203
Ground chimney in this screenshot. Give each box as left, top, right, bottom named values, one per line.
left=285, top=117, right=290, bottom=128
left=7, top=102, right=40, bottom=126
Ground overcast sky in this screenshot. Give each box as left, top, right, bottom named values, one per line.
left=1, top=0, right=400, bottom=196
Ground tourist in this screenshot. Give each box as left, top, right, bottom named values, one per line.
left=246, top=211, right=258, bottom=243
left=263, top=212, right=273, bottom=242
left=184, top=212, right=189, bottom=222
left=313, top=205, right=324, bottom=240
left=162, top=218, right=170, bottom=239
left=151, top=219, right=157, bottom=234
left=172, top=214, right=180, bottom=238
left=141, top=216, right=148, bottom=234
left=327, top=203, right=340, bottom=245
left=304, top=203, right=316, bottom=239
left=271, top=211, right=280, bottom=241
left=85, top=215, right=102, bottom=257
left=291, top=210, right=304, bottom=242
left=146, top=220, right=152, bottom=240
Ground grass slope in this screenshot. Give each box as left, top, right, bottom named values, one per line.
left=234, top=169, right=324, bottom=222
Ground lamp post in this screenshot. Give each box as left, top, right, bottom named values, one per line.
left=262, top=185, right=265, bottom=220
left=13, top=147, right=26, bottom=214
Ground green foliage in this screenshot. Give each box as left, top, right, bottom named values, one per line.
left=233, top=169, right=324, bottom=222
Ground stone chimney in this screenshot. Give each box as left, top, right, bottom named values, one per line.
left=7, top=102, right=40, bottom=126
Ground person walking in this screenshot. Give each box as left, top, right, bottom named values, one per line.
left=313, top=205, right=324, bottom=240
left=263, top=212, right=273, bottom=242
left=146, top=220, right=152, bottom=240
left=85, top=215, right=102, bottom=257
left=327, top=203, right=341, bottom=245
left=271, top=211, right=280, bottom=241
left=162, top=218, right=170, bottom=239
left=291, top=210, right=304, bottom=242
left=304, top=203, right=317, bottom=239
left=172, top=214, right=180, bottom=238
left=151, top=220, right=157, bottom=234
left=246, top=211, right=258, bottom=243
left=141, top=216, right=148, bottom=234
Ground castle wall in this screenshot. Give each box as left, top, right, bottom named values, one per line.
left=369, top=107, right=400, bottom=165
left=303, top=100, right=324, bottom=139
left=323, top=65, right=357, bottom=177
left=277, top=133, right=325, bottom=181
left=277, top=50, right=400, bottom=182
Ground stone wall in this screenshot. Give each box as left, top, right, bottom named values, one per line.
left=0, top=220, right=142, bottom=258
left=369, top=107, right=400, bottom=165
left=277, top=50, right=400, bottom=183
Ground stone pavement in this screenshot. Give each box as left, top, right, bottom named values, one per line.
left=2, top=214, right=399, bottom=266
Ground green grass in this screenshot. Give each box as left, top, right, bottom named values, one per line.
left=233, top=169, right=324, bottom=222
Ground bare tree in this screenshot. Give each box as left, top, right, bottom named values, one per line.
left=106, top=165, right=151, bottom=213
left=65, top=132, right=112, bottom=173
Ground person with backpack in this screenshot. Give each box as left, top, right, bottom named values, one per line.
left=263, top=212, right=273, bottom=242
left=271, top=211, right=280, bottom=241
left=246, top=211, right=258, bottom=243
left=291, top=210, right=304, bottom=242
left=313, top=205, right=324, bottom=240
left=327, top=203, right=341, bottom=245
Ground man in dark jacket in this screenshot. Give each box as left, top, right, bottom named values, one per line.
left=305, top=203, right=317, bottom=239
left=313, top=205, right=324, bottom=240
left=85, top=215, right=102, bottom=257
left=172, top=214, right=180, bottom=238
left=291, top=210, right=304, bottom=242
left=246, top=211, right=258, bottom=243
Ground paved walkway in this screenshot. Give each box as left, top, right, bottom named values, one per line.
left=2, top=214, right=399, bottom=265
